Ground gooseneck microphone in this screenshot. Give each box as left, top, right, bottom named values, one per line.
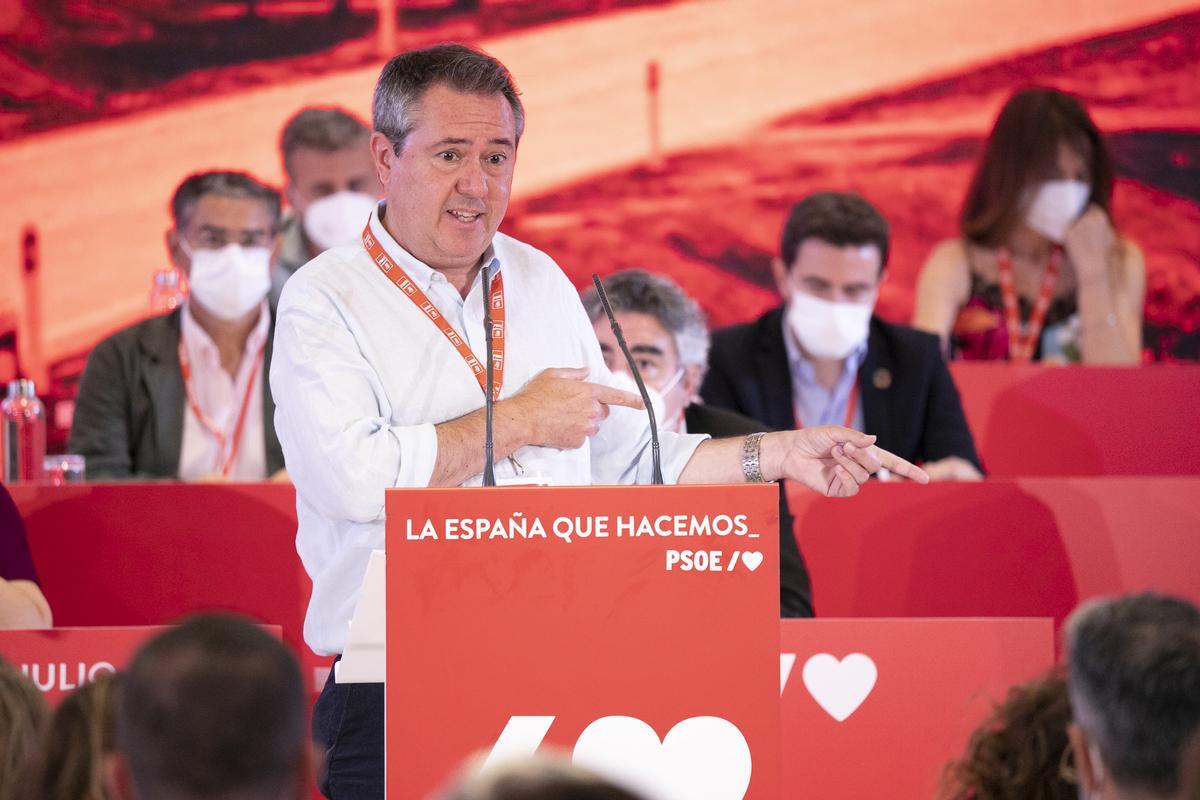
left=591, top=274, right=664, bottom=485
left=482, top=262, right=497, bottom=487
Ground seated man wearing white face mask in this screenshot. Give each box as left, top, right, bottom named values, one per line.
left=583, top=269, right=814, bottom=617
left=70, top=170, right=286, bottom=481
left=701, top=192, right=983, bottom=482
left=271, top=106, right=383, bottom=308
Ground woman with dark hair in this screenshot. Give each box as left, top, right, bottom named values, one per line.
left=938, top=670, right=1075, bottom=800
left=913, top=87, right=1144, bottom=363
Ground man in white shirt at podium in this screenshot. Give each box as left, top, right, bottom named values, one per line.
left=270, top=43, right=927, bottom=800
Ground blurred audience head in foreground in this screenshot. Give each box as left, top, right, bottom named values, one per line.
left=33, top=671, right=120, bottom=800
left=106, top=614, right=311, bottom=800
left=940, top=668, right=1074, bottom=800
left=1065, top=592, right=1200, bottom=800
left=443, top=755, right=648, bottom=800
left=0, top=656, right=48, bottom=800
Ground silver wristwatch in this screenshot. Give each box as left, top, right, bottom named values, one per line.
left=741, top=432, right=767, bottom=483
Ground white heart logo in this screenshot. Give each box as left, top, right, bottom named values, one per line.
left=779, top=654, right=796, bottom=695
left=801, top=653, right=877, bottom=722
left=573, top=716, right=751, bottom=800
left=740, top=552, right=763, bottom=572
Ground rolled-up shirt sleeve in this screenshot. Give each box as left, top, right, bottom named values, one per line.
left=271, top=282, right=438, bottom=524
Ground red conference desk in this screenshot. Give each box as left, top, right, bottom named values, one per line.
left=789, top=477, right=1200, bottom=627
left=13, top=478, right=1199, bottom=652
left=13, top=483, right=332, bottom=693
left=949, top=363, right=1200, bottom=476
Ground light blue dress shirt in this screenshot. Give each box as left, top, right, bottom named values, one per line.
left=781, top=317, right=868, bottom=431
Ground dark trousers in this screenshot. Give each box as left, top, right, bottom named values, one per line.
left=313, top=662, right=385, bottom=799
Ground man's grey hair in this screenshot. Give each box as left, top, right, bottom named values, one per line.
left=279, top=106, right=370, bottom=177
left=581, top=269, right=710, bottom=370
left=169, top=170, right=282, bottom=232
left=372, top=43, right=525, bottom=154
left=1065, top=592, right=1200, bottom=796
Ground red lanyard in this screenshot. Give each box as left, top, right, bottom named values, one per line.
left=363, top=223, right=505, bottom=400
left=795, top=381, right=859, bottom=429
left=997, top=246, right=1062, bottom=363
left=178, top=336, right=265, bottom=478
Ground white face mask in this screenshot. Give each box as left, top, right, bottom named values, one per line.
left=184, top=243, right=272, bottom=320
left=1025, top=179, right=1090, bottom=244
left=302, top=191, right=378, bottom=251
left=654, top=367, right=686, bottom=433
left=608, top=368, right=686, bottom=433
left=786, top=291, right=873, bottom=360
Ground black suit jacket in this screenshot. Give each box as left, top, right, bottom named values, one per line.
left=69, top=308, right=284, bottom=480
left=684, top=403, right=814, bottom=618
left=700, top=308, right=981, bottom=471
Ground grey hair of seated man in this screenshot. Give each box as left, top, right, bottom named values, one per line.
left=279, top=106, right=371, bottom=178
left=1065, top=592, right=1200, bottom=799
left=581, top=268, right=711, bottom=372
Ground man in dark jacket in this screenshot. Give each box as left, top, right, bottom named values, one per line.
left=701, top=192, right=982, bottom=481
left=70, top=171, right=286, bottom=480
left=584, top=269, right=814, bottom=617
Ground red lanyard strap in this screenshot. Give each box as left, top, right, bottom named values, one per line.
left=795, top=381, right=859, bottom=429
left=179, top=337, right=265, bottom=478
left=997, top=247, right=1062, bottom=363
left=363, top=224, right=504, bottom=400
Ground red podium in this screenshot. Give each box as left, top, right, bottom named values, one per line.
left=779, top=618, right=1054, bottom=799
left=382, top=484, right=781, bottom=800
left=0, top=626, right=165, bottom=704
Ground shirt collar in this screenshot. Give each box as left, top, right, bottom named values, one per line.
left=182, top=300, right=271, bottom=362
left=367, top=202, right=502, bottom=294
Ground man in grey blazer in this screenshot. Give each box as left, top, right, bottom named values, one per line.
left=70, top=171, right=285, bottom=480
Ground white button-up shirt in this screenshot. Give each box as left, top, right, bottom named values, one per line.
left=178, top=301, right=270, bottom=481
left=271, top=205, right=707, bottom=655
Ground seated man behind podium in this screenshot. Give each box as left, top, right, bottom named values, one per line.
left=701, top=192, right=983, bottom=481
left=270, top=43, right=927, bottom=799
left=70, top=171, right=286, bottom=481
left=582, top=269, right=814, bottom=617
left=271, top=107, right=383, bottom=307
